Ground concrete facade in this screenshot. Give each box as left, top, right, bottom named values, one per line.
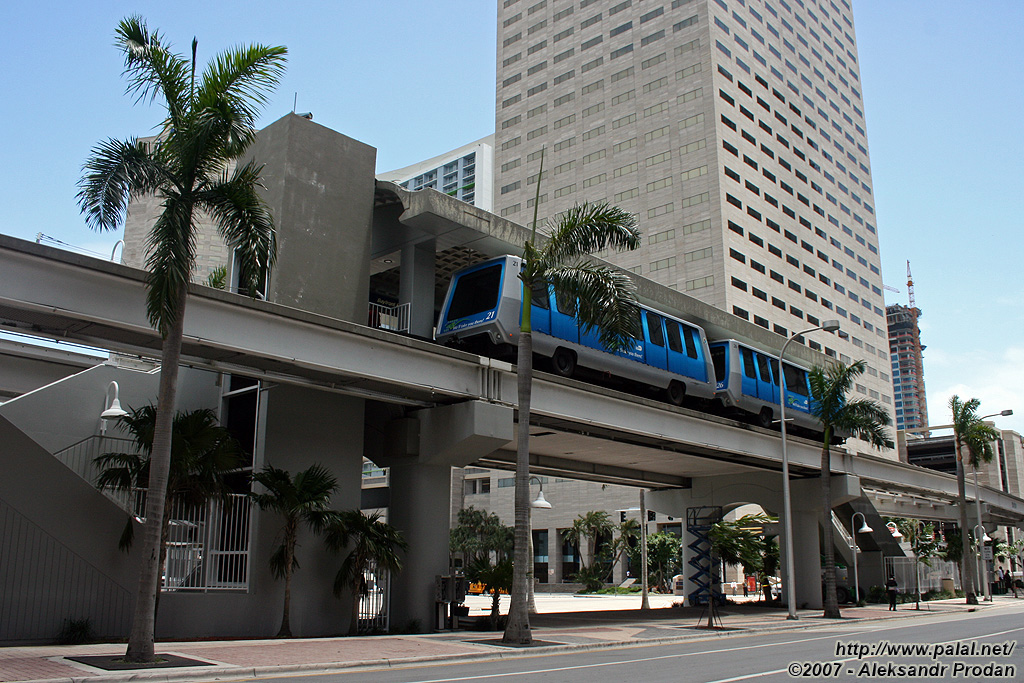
left=492, top=0, right=897, bottom=451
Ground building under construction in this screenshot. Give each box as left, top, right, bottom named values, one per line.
left=887, top=301, right=927, bottom=433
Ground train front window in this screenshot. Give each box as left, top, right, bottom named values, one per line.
left=447, top=264, right=502, bottom=320
left=710, top=346, right=726, bottom=382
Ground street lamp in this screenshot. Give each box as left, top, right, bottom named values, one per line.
left=779, top=320, right=840, bottom=620
left=529, top=476, right=551, bottom=509
left=99, top=380, right=128, bottom=434
left=973, top=410, right=1011, bottom=602
left=850, top=512, right=872, bottom=606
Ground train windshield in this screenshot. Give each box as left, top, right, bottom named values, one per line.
left=710, top=345, right=726, bottom=384
left=447, top=263, right=503, bottom=320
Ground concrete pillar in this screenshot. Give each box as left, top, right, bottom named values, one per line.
left=374, top=400, right=513, bottom=631
left=399, top=239, right=436, bottom=339
left=789, top=507, right=823, bottom=610
left=387, top=461, right=453, bottom=631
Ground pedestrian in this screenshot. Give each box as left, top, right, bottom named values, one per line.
left=886, top=574, right=898, bottom=611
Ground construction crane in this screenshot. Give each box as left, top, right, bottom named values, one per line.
left=906, top=260, right=916, bottom=310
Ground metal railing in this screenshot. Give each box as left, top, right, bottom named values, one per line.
left=884, top=556, right=959, bottom=595
left=367, top=302, right=411, bottom=333
left=357, top=559, right=390, bottom=633
left=51, top=437, right=252, bottom=591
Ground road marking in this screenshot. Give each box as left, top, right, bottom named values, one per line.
left=388, top=631, right=869, bottom=683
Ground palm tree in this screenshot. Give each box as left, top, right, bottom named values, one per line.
left=96, top=406, right=241, bottom=582
left=251, top=465, right=338, bottom=637
left=466, top=556, right=514, bottom=630
left=809, top=360, right=892, bottom=619
left=950, top=395, right=1000, bottom=604
left=504, top=152, right=642, bottom=645
left=564, top=510, right=614, bottom=570
left=324, top=510, right=408, bottom=636
left=77, top=17, right=285, bottom=661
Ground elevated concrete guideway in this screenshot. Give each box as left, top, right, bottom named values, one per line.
left=1, top=235, right=1023, bottom=524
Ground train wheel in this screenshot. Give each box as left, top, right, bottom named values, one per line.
left=666, top=380, right=686, bottom=406
left=552, top=348, right=576, bottom=378
left=757, top=407, right=773, bottom=429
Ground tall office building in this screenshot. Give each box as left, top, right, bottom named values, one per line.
left=886, top=303, right=927, bottom=432
left=494, top=0, right=896, bottom=423
left=378, top=135, right=495, bottom=211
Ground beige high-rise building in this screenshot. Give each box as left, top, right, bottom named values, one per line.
left=493, top=0, right=896, bottom=432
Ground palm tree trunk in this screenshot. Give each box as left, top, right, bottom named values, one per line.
left=349, top=580, right=361, bottom=636
left=280, top=527, right=296, bottom=637
left=821, top=442, right=841, bottom=619
left=955, top=443, right=978, bottom=604
left=125, top=291, right=186, bottom=663
left=503, top=330, right=533, bottom=644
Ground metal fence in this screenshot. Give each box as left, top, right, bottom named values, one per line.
left=52, top=436, right=252, bottom=592
left=884, top=556, right=960, bottom=596
left=357, top=559, right=390, bottom=634
left=367, top=302, right=411, bottom=333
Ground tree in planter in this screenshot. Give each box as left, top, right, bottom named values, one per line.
left=504, top=150, right=642, bottom=644
left=949, top=395, right=1000, bottom=604
left=251, top=464, right=338, bottom=637
left=808, top=360, right=892, bottom=619
left=628, top=531, right=682, bottom=592
left=95, top=406, right=241, bottom=587
left=450, top=507, right=514, bottom=571
left=709, top=514, right=776, bottom=598
left=890, top=518, right=942, bottom=609
left=78, top=16, right=284, bottom=661
left=565, top=511, right=614, bottom=571
left=324, top=510, right=408, bottom=636
left=601, top=517, right=641, bottom=584
left=466, top=556, right=514, bottom=630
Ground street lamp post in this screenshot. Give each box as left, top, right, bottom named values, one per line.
left=973, top=410, right=1012, bottom=602
left=973, top=523, right=991, bottom=602
left=779, top=320, right=840, bottom=620
left=850, top=512, right=872, bottom=606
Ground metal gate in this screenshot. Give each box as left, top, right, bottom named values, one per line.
left=357, top=559, right=390, bottom=633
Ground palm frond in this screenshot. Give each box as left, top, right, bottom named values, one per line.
left=115, top=16, right=190, bottom=126
left=118, top=516, right=136, bottom=552
left=545, top=263, right=641, bottom=350
left=834, top=398, right=893, bottom=449
left=199, top=160, right=278, bottom=294
left=810, top=360, right=891, bottom=450
left=539, top=202, right=640, bottom=269
left=77, top=138, right=165, bottom=232
left=195, top=44, right=288, bottom=132
left=144, top=193, right=195, bottom=334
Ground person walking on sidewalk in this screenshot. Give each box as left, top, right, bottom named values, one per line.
left=886, top=574, right=898, bottom=611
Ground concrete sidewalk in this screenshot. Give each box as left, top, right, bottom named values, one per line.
left=1, top=594, right=1011, bottom=683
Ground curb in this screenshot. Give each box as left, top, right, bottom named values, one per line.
left=15, top=604, right=995, bottom=683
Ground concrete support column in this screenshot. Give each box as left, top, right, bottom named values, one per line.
left=788, top=507, right=823, bottom=610
left=387, top=462, right=453, bottom=631
left=399, top=239, right=436, bottom=339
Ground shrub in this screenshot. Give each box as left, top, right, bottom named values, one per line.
left=58, top=618, right=95, bottom=645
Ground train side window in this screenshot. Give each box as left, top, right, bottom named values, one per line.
left=683, top=326, right=698, bottom=359
left=665, top=320, right=683, bottom=353
left=531, top=282, right=550, bottom=309
left=741, top=348, right=757, bottom=378
left=646, top=312, right=665, bottom=347
left=555, top=290, right=576, bottom=315
left=769, top=358, right=780, bottom=385
left=783, top=364, right=809, bottom=396
left=756, top=353, right=772, bottom=383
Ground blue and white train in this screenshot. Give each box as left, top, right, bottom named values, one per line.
left=435, top=255, right=820, bottom=433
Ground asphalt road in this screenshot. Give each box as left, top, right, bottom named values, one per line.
left=247, top=602, right=1024, bottom=683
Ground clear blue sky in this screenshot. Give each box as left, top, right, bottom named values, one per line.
left=1, top=1, right=1021, bottom=432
